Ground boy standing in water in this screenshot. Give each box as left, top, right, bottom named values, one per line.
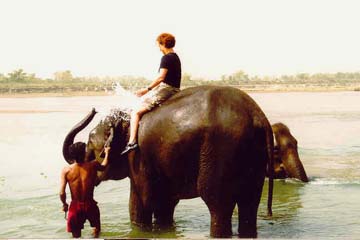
left=59, top=143, right=110, bottom=238
left=121, top=32, right=182, bottom=154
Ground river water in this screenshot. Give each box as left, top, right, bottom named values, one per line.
left=0, top=90, right=359, bottom=238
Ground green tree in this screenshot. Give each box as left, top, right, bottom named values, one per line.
left=221, top=74, right=228, bottom=81
left=8, top=69, right=27, bottom=82
left=0, top=73, right=6, bottom=82
left=233, top=70, right=249, bottom=80
left=296, top=73, right=310, bottom=82
left=182, top=72, right=192, bottom=82
left=54, top=70, right=73, bottom=81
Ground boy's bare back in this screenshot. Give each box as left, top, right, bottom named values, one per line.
left=62, top=161, right=101, bottom=202
left=60, top=145, right=109, bottom=238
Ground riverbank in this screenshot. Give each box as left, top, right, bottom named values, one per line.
left=0, top=91, right=113, bottom=98
left=0, top=84, right=359, bottom=98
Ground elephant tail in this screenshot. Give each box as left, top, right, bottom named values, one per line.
left=266, top=126, right=274, bottom=217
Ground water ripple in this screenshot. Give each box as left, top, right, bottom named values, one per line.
left=310, top=177, right=360, bottom=185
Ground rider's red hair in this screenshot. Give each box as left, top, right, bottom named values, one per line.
left=157, top=33, right=176, bottom=48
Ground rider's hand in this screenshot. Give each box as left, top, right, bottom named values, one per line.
left=62, top=203, right=68, bottom=212
left=136, top=88, right=148, bottom=97
left=104, top=146, right=111, bottom=156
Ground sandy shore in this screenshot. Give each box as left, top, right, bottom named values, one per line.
left=0, top=91, right=113, bottom=98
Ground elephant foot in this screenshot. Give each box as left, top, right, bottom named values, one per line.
left=153, top=220, right=175, bottom=233
left=209, top=212, right=233, bottom=238
left=210, top=226, right=232, bottom=238
left=238, top=225, right=257, bottom=238
left=130, top=213, right=152, bottom=229
left=204, top=196, right=235, bottom=238
left=153, top=217, right=174, bottom=228
left=130, top=221, right=152, bottom=232
left=153, top=197, right=178, bottom=230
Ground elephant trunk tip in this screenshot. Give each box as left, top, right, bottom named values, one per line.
left=294, top=164, right=309, bottom=183
left=62, top=108, right=97, bottom=164
left=302, top=176, right=309, bottom=183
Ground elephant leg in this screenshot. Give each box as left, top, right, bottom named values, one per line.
left=236, top=176, right=265, bottom=238
left=237, top=201, right=258, bottom=238
left=129, top=185, right=153, bottom=228
left=153, top=180, right=179, bottom=226
left=236, top=147, right=266, bottom=238
left=205, top=200, right=235, bottom=238
left=200, top=185, right=235, bottom=237
left=153, top=197, right=179, bottom=227
left=197, top=135, right=238, bottom=237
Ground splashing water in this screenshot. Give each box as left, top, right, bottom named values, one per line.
left=97, top=83, right=142, bottom=120
left=113, top=82, right=142, bottom=110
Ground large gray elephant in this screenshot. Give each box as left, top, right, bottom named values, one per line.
left=62, top=86, right=274, bottom=238
left=272, top=122, right=309, bottom=182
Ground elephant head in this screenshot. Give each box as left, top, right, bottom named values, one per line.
left=272, top=122, right=309, bottom=182
left=62, top=108, right=130, bottom=183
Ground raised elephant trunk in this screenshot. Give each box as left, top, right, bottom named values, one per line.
left=62, top=108, right=97, bottom=164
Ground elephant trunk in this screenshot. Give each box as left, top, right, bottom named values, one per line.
left=282, top=149, right=309, bottom=182
left=62, top=108, right=97, bottom=164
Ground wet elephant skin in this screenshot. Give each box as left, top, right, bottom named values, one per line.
left=63, top=86, right=275, bottom=238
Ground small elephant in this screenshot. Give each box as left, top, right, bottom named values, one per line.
left=272, top=122, right=309, bottom=182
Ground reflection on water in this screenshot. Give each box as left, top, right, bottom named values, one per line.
left=0, top=91, right=359, bottom=238
left=261, top=180, right=304, bottom=221
left=126, top=224, right=183, bottom=239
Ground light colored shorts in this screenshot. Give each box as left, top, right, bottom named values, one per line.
left=141, top=82, right=180, bottom=110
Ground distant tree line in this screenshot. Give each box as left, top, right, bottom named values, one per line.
left=182, top=70, right=360, bottom=85
left=1, top=69, right=360, bottom=94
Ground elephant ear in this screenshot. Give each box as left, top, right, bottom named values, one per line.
left=101, top=109, right=130, bottom=156
left=112, top=118, right=129, bottom=150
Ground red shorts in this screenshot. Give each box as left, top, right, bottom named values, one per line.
left=67, top=200, right=100, bottom=233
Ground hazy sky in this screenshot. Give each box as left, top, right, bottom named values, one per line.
left=1, top=0, right=360, bottom=79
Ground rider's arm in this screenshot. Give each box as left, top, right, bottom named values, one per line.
left=97, top=147, right=110, bottom=171
left=137, top=68, right=168, bottom=96
left=148, top=68, right=168, bottom=90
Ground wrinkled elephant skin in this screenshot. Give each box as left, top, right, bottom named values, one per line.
left=63, top=86, right=275, bottom=238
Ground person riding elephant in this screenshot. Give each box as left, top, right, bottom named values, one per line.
left=62, top=86, right=275, bottom=238
left=272, top=122, right=309, bottom=182
left=120, top=32, right=181, bottom=155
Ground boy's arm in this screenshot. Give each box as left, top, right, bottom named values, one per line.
left=59, top=167, right=69, bottom=212
left=97, top=147, right=110, bottom=171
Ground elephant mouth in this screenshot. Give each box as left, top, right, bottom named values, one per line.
left=274, top=164, right=287, bottom=179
